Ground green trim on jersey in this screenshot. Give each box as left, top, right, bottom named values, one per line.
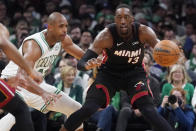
left=40, top=89, right=61, bottom=113
left=33, top=39, right=44, bottom=55
left=40, top=32, right=51, bottom=50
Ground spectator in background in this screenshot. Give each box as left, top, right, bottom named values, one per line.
left=0, top=1, right=9, bottom=26
left=56, top=65, right=83, bottom=104
left=192, top=87, right=196, bottom=113
left=23, top=7, right=40, bottom=34
left=10, top=17, right=29, bottom=48
left=79, top=30, right=93, bottom=52
left=86, top=5, right=96, bottom=20
left=69, top=25, right=81, bottom=45
left=40, top=13, right=48, bottom=30
left=93, top=13, right=114, bottom=37
left=134, top=12, right=149, bottom=26
left=158, top=87, right=195, bottom=131
left=182, top=3, right=196, bottom=26
left=60, top=5, right=72, bottom=22
left=152, top=4, right=167, bottom=24
left=161, top=64, right=194, bottom=105
left=86, top=105, right=117, bottom=131
left=25, top=4, right=41, bottom=20
left=80, top=13, right=96, bottom=31
left=163, top=14, right=185, bottom=37
left=49, top=65, right=83, bottom=131
left=44, top=0, right=57, bottom=15
left=181, top=22, right=195, bottom=59
left=78, top=4, right=87, bottom=17
left=185, top=43, right=196, bottom=72
left=163, top=28, right=177, bottom=40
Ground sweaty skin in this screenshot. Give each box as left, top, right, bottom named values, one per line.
left=0, top=23, right=43, bottom=83
left=84, top=8, right=159, bottom=70
left=22, top=12, right=84, bottom=72
left=0, top=23, right=59, bottom=103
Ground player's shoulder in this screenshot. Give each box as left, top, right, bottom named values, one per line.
left=96, top=27, right=112, bottom=41
left=93, top=28, right=113, bottom=48
left=139, top=24, right=152, bottom=34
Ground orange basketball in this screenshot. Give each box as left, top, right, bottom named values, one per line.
left=153, top=40, right=180, bottom=67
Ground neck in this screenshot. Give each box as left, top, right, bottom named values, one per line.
left=173, top=81, right=183, bottom=87
left=120, top=31, right=132, bottom=42
left=44, top=31, right=57, bottom=47
left=63, top=81, right=71, bottom=88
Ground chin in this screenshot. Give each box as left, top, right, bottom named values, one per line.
left=120, top=30, right=128, bottom=35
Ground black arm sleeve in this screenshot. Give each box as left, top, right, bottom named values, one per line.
left=77, top=49, right=98, bottom=71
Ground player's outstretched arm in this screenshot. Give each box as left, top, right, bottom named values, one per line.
left=17, top=71, right=61, bottom=104
left=0, top=23, right=42, bottom=83
left=61, top=35, right=85, bottom=60
left=17, top=40, right=60, bottom=102
left=77, top=28, right=113, bottom=71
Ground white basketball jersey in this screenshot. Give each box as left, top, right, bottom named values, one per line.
left=1, top=30, right=61, bottom=78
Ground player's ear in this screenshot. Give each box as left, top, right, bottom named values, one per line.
left=47, top=24, right=53, bottom=31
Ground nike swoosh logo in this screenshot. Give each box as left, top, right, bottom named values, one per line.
left=132, top=41, right=139, bottom=45
left=117, top=42, right=124, bottom=46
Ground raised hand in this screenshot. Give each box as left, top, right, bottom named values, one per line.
left=161, top=95, right=169, bottom=108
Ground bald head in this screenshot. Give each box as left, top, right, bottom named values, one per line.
left=46, top=12, right=68, bottom=42
left=48, top=12, right=67, bottom=25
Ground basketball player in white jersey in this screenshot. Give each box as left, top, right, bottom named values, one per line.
left=0, top=23, right=61, bottom=131
left=1, top=12, right=94, bottom=130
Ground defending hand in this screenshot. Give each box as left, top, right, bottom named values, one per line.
left=41, top=91, right=62, bottom=106
left=85, top=56, right=102, bottom=70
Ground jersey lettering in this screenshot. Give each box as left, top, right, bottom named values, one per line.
left=36, top=55, right=57, bottom=68
left=114, top=48, right=141, bottom=64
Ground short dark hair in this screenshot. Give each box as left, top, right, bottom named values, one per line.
left=116, top=4, right=131, bottom=11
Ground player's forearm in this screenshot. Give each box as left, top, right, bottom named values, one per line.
left=77, top=49, right=98, bottom=71
left=1, top=39, right=33, bottom=76
left=64, top=44, right=85, bottom=60
left=26, top=79, right=45, bottom=96
left=22, top=74, right=45, bottom=96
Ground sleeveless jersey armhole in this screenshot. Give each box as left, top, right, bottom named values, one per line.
left=22, top=39, right=44, bottom=55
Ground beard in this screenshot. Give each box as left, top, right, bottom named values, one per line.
left=119, top=28, right=129, bottom=36
left=73, top=38, right=80, bottom=44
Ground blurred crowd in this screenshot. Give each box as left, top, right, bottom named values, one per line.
left=0, top=0, right=196, bottom=131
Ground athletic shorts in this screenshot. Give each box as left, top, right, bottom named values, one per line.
left=0, top=79, right=15, bottom=108
left=86, top=66, right=153, bottom=108
left=16, top=81, right=61, bottom=113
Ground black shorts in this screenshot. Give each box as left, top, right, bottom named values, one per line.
left=86, top=67, right=153, bottom=108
